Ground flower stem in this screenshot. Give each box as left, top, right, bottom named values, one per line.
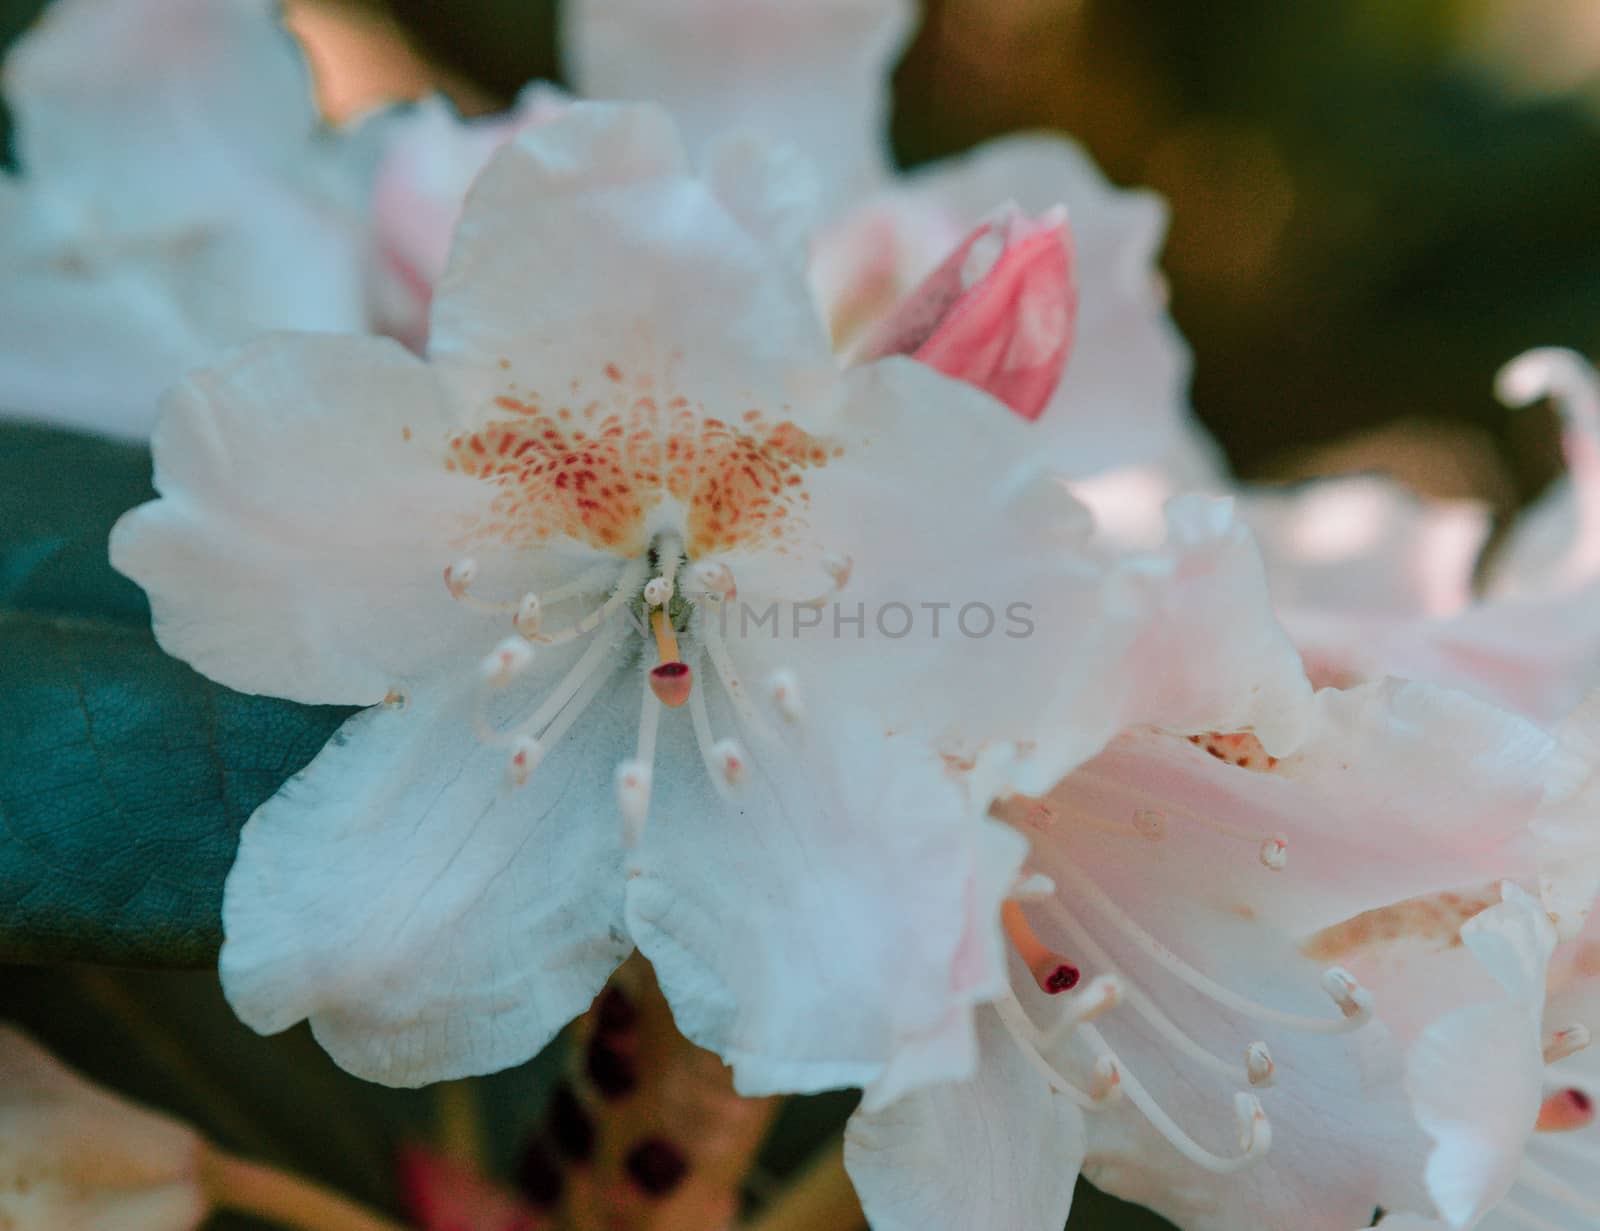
left=743, top=1142, right=862, bottom=1231
left=201, top=1147, right=410, bottom=1231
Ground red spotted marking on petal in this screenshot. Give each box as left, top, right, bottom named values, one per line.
left=1185, top=731, right=1280, bottom=771
left=447, top=373, right=838, bottom=556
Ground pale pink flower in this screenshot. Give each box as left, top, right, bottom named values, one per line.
left=0, top=0, right=382, bottom=439
left=0, top=1026, right=207, bottom=1231
left=111, top=104, right=1131, bottom=1092
left=844, top=500, right=1578, bottom=1231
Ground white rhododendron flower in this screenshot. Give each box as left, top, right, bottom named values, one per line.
left=0, top=0, right=380, bottom=439
left=0, top=1026, right=207, bottom=1231
left=370, top=0, right=1211, bottom=483
left=111, top=102, right=1134, bottom=1091
left=844, top=499, right=1583, bottom=1231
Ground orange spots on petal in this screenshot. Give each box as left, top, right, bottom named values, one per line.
left=1301, top=888, right=1501, bottom=962
left=1186, top=731, right=1280, bottom=772
left=449, top=364, right=839, bottom=556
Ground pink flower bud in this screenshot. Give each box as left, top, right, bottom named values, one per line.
left=856, top=206, right=1077, bottom=420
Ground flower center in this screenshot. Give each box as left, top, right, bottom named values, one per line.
left=443, top=532, right=819, bottom=845
left=444, top=365, right=841, bottom=559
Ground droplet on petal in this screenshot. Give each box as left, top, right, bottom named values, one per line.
left=1132, top=808, right=1167, bottom=841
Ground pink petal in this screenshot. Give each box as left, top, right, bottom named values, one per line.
left=856, top=207, right=1077, bottom=420
left=398, top=1147, right=551, bottom=1231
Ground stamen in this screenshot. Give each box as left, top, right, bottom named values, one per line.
left=514, top=593, right=542, bottom=638
left=480, top=637, right=535, bottom=689
left=1545, top=1024, right=1591, bottom=1065
left=443, top=556, right=524, bottom=615
left=767, top=669, right=804, bottom=725
left=647, top=608, right=692, bottom=708
left=536, top=557, right=650, bottom=647
left=474, top=628, right=614, bottom=746
left=1320, top=967, right=1374, bottom=1023
left=710, top=739, right=747, bottom=789
left=1089, top=1055, right=1123, bottom=1102
left=1244, top=1041, right=1276, bottom=1088
left=1043, top=900, right=1255, bottom=1084
left=1040, top=974, right=1123, bottom=1050
left=508, top=736, right=544, bottom=787
left=689, top=560, right=736, bottom=601
left=990, top=993, right=1110, bottom=1110
left=686, top=647, right=737, bottom=801
left=444, top=557, right=478, bottom=599
left=1079, top=1023, right=1272, bottom=1173
left=700, top=607, right=768, bottom=734
left=649, top=661, right=692, bottom=708
left=1536, top=1088, right=1596, bottom=1134
left=1055, top=859, right=1372, bottom=1032
left=1011, top=872, right=1057, bottom=901
left=616, top=760, right=652, bottom=848
left=1259, top=836, right=1288, bottom=872
left=644, top=576, right=674, bottom=608
left=1002, top=901, right=1081, bottom=995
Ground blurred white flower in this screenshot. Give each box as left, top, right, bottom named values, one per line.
left=111, top=103, right=1135, bottom=1092
left=0, top=0, right=382, bottom=438
left=0, top=1026, right=207, bottom=1231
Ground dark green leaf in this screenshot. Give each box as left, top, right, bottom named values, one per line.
left=0, top=611, right=352, bottom=964
left=0, top=421, right=153, bottom=624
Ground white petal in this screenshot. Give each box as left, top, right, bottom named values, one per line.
left=844, top=1007, right=1085, bottom=1231
left=627, top=701, right=1021, bottom=1097
left=220, top=666, right=633, bottom=1086
left=563, top=0, right=913, bottom=209
left=428, top=103, right=838, bottom=421
left=4, top=0, right=315, bottom=215
left=110, top=334, right=539, bottom=706
left=0, top=1027, right=207, bottom=1231
left=1397, top=884, right=1552, bottom=1228
left=716, top=357, right=1134, bottom=797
